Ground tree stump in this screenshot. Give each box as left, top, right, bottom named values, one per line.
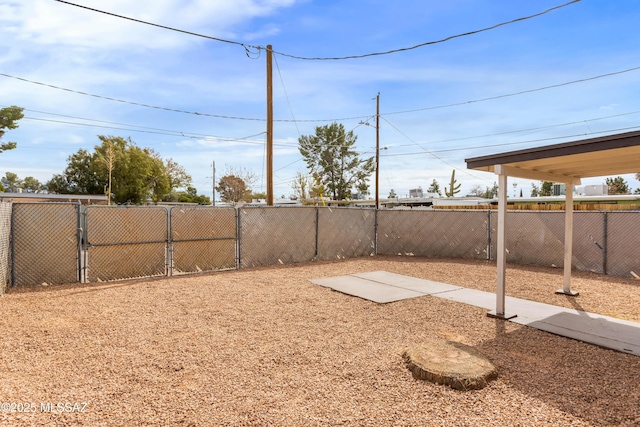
left=403, top=340, right=497, bottom=391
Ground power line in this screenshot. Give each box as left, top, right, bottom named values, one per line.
left=381, top=117, right=496, bottom=185
left=6, top=59, right=638, bottom=126
left=389, top=110, right=640, bottom=148
left=273, top=1, right=581, bottom=60
left=53, top=0, right=259, bottom=54
left=0, top=73, right=267, bottom=121
left=382, top=125, right=640, bottom=158
left=54, top=0, right=580, bottom=62
left=384, top=66, right=640, bottom=116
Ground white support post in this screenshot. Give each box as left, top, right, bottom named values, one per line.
left=557, top=184, right=579, bottom=296
left=488, top=167, right=516, bottom=319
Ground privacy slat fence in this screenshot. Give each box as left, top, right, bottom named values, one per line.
left=2, top=203, right=639, bottom=289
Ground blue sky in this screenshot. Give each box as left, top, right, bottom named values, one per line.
left=1, top=0, right=639, bottom=199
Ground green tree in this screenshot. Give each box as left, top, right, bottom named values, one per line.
left=540, top=181, right=553, bottom=197
left=482, top=182, right=498, bottom=199
left=606, top=176, right=630, bottom=195
left=22, top=176, right=43, bottom=193
left=0, top=106, right=24, bottom=153
left=530, top=182, right=540, bottom=197
left=444, top=170, right=461, bottom=197
left=173, top=185, right=211, bottom=204
left=298, top=122, right=374, bottom=201
left=427, top=179, right=442, bottom=196
left=251, top=191, right=267, bottom=200
left=47, top=136, right=174, bottom=204
left=291, top=172, right=311, bottom=201
left=388, top=188, right=397, bottom=198
left=1, top=172, right=22, bottom=192
left=216, top=175, right=251, bottom=206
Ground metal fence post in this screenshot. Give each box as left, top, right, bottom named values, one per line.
left=167, top=206, right=173, bottom=277
left=487, top=210, right=492, bottom=260
left=75, top=202, right=82, bottom=283
left=603, top=211, right=608, bottom=275
left=374, top=208, right=378, bottom=255
left=236, top=207, right=242, bottom=270
left=10, top=204, right=15, bottom=288
left=315, top=207, right=319, bottom=260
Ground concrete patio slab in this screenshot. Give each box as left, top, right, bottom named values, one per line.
left=311, top=271, right=640, bottom=356
left=351, top=271, right=463, bottom=295
left=310, top=275, right=425, bottom=304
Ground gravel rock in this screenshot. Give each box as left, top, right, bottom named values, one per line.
left=1, top=256, right=639, bottom=426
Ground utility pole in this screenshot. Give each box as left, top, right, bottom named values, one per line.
left=375, top=92, right=380, bottom=210
left=266, top=44, right=274, bottom=206
left=212, top=161, right=216, bottom=206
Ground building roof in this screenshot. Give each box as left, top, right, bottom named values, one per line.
left=465, top=130, right=640, bottom=184
left=0, top=192, right=108, bottom=204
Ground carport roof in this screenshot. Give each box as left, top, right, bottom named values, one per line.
left=465, top=130, right=640, bottom=183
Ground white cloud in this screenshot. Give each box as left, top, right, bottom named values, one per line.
left=3, top=0, right=298, bottom=50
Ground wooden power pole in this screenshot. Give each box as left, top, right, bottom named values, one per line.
left=375, top=92, right=380, bottom=210
left=266, top=45, right=274, bottom=206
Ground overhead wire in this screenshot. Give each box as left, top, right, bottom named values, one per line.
left=14, top=105, right=640, bottom=157
left=384, top=66, right=640, bottom=116
left=54, top=0, right=580, bottom=61
left=380, top=116, right=496, bottom=185
left=0, top=72, right=266, bottom=121
left=389, top=110, right=640, bottom=148
left=52, top=0, right=260, bottom=53
left=272, top=1, right=581, bottom=60
left=5, top=62, right=639, bottom=125
left=382, top=125, right=640, bottom=158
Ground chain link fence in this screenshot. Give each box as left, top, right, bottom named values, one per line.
left=377, top=210, right=490, bottom=259
left=84, top=206, right=168, bottom=282
left=170, top=206, right=237, bottom=275
left=606, top=212, right=640, bottom=277
left=317, top=207, right=375, bottom=260
left=11, top=203, right=79, bottom=286
left=239, top=207, right=317, bottom=268
left=5, top=203, right=640, bottom=287
left=0, top=201, right=11, bottom=294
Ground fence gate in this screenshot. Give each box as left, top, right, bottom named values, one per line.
left=84, top=206, right=168, bottom=282
left=170, top=206, right=237, bottom=275
left=12, top=203, right=80, bottom=286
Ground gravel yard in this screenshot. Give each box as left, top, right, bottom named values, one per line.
left=1, top=256, right=639, bottom=426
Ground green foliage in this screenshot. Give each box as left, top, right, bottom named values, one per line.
left=606, top=176, right=630, bottom=195
left=22, top=176, right=43, bottom=192
left=482, top=182, right=498, bottom=199
left=388, top=188, right=397, bottom=198
left=298, top=122, right=374, bottom=201
left=530, top=182, right=540, bottom=197
left=0, top=106, right=24, bottom=153
left=427, top=179, right=442, bottom=196
left=47, top=135, right=178, bottom=204
left=291, top=172, right=311, bottom=201
left=444, top=170, right=461, bottom=197
left=216, top=175, right=251, bottom=205
left=540, top=181, right=553, bottom=197
left=1, top=172, right=22, bottom=192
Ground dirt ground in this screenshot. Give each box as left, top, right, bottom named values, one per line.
left=1, top=256, right=639, bottom=426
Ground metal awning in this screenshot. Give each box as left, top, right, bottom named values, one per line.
left=466, top=130, right=640, bottom=319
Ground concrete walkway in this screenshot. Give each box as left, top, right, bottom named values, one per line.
left=311, top=271, right=639, bottom=356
